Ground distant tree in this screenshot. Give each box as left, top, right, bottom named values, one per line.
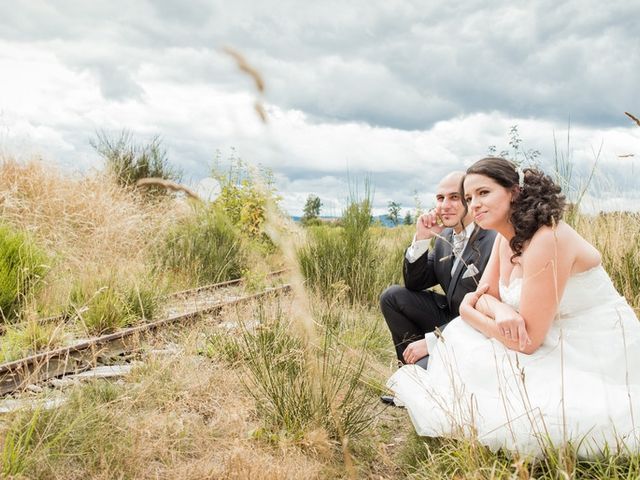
left=387, top=201, right=401, bottom=226
left=403, top=210, right=413, bottom=225
left=302, top=194, right=322, bottom=225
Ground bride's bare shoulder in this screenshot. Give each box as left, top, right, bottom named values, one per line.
left=530, top=221, right=575, bottom=242
left=530, top=222, right=601, bottom=269
left=525, top=223, right=577, bottom=260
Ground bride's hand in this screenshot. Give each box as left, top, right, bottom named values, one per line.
left=495, top=305, right=531, bottom=351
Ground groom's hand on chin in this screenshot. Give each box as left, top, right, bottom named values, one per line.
left=403, top=339, right=428, bottom=364
left=416, top=209, right=444, bottom=240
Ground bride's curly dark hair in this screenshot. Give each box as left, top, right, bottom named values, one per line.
left=463, top=157, right=566, bottom=262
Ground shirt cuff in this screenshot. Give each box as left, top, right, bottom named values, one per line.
left=424, top=332, right=438, bottom=354
left=405, top=237, right=430, bottom=263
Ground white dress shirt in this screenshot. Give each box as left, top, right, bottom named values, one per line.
left=405, top=221, right=476, bottom=274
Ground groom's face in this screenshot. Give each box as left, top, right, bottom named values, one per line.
left=435, top=175, right=466, bottom=228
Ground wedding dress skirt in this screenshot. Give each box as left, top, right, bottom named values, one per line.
left=387, top=266, right=640, bottom=457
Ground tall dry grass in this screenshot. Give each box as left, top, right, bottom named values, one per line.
left=0, top=157, right=187, bottom=314
left=572, top=212, right=640, bottom=313
left=0, top=353, right=328, bottom=478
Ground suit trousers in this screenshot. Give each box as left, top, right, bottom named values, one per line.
left=380, top=284, right=453, bottom=363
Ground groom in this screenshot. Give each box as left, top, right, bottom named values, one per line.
left=380, top=171, right=496, bottom=368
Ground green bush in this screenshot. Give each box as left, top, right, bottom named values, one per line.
left=298, top=188, right=407, bottom=306
left=156, top=203, right=247, bottom=285
left=211, top=156, right=279, bottom=257
left=0, top=223, right=48, bottom=321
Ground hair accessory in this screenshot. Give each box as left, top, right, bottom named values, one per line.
left=516, top=165, right=525, bottom=188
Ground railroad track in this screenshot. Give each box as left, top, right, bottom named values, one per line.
left=0, top=272, right=291, bottom=396
left=0, top=269, right=289, bottom=335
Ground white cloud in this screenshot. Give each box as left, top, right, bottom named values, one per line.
left=0, top=1, right=638, bottom=217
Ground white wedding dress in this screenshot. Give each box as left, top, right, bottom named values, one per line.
left=387, top=266, right=640, bottom=457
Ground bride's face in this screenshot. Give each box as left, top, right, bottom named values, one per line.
left=463, top=173, right=514, bottom=230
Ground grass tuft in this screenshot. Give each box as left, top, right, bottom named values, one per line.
left=205, top=299, right=381, bottom=443
left=298, top=187, right=409, bottom=306
left=0, top=223, right=49, bottom=322
left=156, top=203, right=247, bottom=286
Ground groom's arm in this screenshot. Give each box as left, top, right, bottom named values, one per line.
left=403, top=238, right=439, bottom=291
left=403, top=210, right=450, bottom=291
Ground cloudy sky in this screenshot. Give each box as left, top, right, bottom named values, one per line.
left=1, top=0, right=639, bottom=216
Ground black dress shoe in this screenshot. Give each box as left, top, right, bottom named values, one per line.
left=380, top=395, right=404, bottom=408
left=380, top=395, right=395, bottom=405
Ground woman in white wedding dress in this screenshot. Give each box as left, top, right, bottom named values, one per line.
left=387, top=157, right=640, bottom=457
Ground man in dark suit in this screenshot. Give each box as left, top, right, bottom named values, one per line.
left=380, top=171, right=496, bottom=369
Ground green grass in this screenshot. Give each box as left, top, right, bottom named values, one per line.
left=204, top=298, right=382, bottom=442
left=298, top=191, right=409, bottom=307
left=1, top=381, right=131, bottom=478
left=68, top=276, right=162, bottom=335
left=156, top=203, right=248, bottom=286
left=0, top=223, right=49, bottom=322
left=0, top=320, right=62, bottom=362
left=400, top=433, right=640, bottom=479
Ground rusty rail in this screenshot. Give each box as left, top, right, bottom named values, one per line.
left=0, top=284, right=290, bottom=396
left=0, top=269, right=289, bottom=335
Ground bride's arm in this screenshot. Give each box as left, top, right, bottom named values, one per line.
left=459, top=235, right=509, bottom=323
left=516, top=226, right=572, bottom=353
left=459, top=235, right=531, bottom=351
left=460, top=289, right=529, bottom=351
left=466, top=226, right=574, bottom=354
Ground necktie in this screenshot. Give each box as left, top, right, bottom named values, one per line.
left=452, top=232, right=465, bottom=259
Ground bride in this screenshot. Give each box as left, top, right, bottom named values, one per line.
left=387, top=157, right=640, bottom=457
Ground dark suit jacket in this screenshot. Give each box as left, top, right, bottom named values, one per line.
left=403, top=226, right=497, bottom=318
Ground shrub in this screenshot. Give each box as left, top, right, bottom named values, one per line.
left=91, top=130, right=181, bottom=195
left=298, top=187, right=408, bottom=306
left=211, top=156, right=280, bottom=255
left=156, top=203, right=247, bottom=285
left=0, top=223, right=48, bottom=321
